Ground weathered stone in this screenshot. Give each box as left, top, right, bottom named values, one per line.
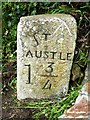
left=17, top=14, right=77, bottom=100
left=82, top=68, right=88, bottom=85
left=58, top=82, right=90, bottom=119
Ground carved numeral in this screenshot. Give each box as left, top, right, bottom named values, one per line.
left=25, top=64, right=31, bottom=84
left=45, top=62, right=54, bottom=73
left=42, top=80, right=51, bottom=89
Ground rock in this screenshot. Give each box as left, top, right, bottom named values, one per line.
left=17, top=14, right=77, bottom=100
left=82, top=68, right=88, bottom=85
left=71, top=63, right=82, bottom=81
left=71, top=64, right=87, bottom=86
left=58, top=82, right=90, bottom=119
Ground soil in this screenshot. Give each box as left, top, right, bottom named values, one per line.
left=2, top=91, right=46, bottom=120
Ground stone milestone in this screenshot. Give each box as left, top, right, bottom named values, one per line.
left=17, top=14, right=77, bottom=100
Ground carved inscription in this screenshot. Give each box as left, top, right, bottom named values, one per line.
left=25, top=33, right=72, bottom=85
left=45, top=62, right=54, bottom=74
left=42, top=80, right=51, bottom=89
left=26, top=50, right=72, bottom=60
left=25, top=64, right=31, bottom=84
left=24, top=30, right=73, bottom=86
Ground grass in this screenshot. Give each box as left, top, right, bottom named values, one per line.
left=9, top=82, right=82, bottom=120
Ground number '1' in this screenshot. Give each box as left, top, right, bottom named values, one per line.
left=25, top=64, right=31, bottom=84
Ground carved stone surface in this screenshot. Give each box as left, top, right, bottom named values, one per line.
left=17, top=14, right=77, bottom=100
